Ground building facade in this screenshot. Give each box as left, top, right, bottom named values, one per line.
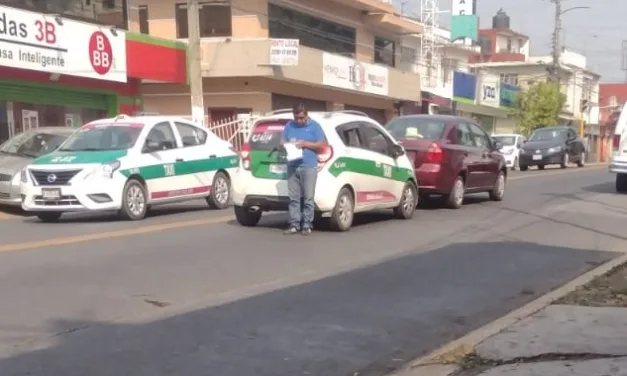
left=398, top=24, right=475, bottom=115
left=0, top=4, right=187, bottom=143
left=131, top=0, right=422, bottom=124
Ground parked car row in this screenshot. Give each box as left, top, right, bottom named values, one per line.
left=3, top=111, right=588, bottom=230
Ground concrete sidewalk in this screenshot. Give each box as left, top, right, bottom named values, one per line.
left=404, top=304, right=627, bottom=375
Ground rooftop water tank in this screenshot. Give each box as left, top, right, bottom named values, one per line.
left=492, top=8, right=510, bottom=29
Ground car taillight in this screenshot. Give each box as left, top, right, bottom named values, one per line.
left=240, top=143, right=251, bottom=170
left=425, top=142, right=443, bottom=163
left=317, top=145, right=333, bottom=170
left=613, top=135, right=621, bottom=151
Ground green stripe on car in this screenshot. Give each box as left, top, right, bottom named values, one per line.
left=32, top=150, right=129, bottom=165
left=120, top=155, right=239, bottom=180
left=327, top=157, right=414, bottom=182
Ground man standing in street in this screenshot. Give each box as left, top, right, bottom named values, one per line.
left=281, top=104, right=326, bottom=235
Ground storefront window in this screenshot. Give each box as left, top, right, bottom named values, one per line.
left=7, top=102, right=107, bottom=135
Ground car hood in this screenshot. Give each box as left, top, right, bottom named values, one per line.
left=522, top=140, right=563, bottom=150
left=0, top=154, right=33, bottom=176
left=32, top=150, right=129, bottom=165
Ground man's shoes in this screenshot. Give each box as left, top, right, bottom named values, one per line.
left=301, top=228, right=312, bottom=236
left=283, top=227, right=299, bottom=235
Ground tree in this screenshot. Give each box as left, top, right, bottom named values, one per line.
left=510, top=81, right=566, bottom=136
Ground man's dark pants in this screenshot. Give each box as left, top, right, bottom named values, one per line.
left=287, top=166, right=318, bottom=230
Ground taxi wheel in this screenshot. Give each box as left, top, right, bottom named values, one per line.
left=207, top=172, right=231, bottom=210
left=36, top=212, right=62, bottom=222
left=329, top=187, right=354, bottom=232
left=234, top=205, right=261, bottom=227
left=119, top=179, right=148, bottom=221
left=394, top=181, right=417, bottom=219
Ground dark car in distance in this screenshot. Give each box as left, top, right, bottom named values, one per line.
left=518, top=126, right=585, bottom=171
left=386, top=115, right=507, bottom=209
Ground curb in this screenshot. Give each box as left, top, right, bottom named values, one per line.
left=393, top=251, right=627, bottom=376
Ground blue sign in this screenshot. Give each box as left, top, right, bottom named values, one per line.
left=453, top=71, right=476, bottom=104
left=500, top=83, right=520, bottom=108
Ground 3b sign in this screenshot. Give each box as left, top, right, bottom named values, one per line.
left=88, top=31, right=113, bottom=75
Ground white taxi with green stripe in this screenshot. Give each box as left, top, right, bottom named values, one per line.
left=232, top=110, right=418, bottom=231
left=20, top=115, right=238, bottom=222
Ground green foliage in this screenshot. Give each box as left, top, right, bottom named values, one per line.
left=510, top=81, right=566, bottom=136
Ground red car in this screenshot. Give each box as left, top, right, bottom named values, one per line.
left=386, top=115, right=507, bottom=209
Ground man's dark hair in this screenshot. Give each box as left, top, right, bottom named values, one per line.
left=293, top=103, right=307, bottom=115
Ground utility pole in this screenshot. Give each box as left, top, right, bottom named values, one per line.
left=187, top=0, right=205, bottom=126
left=550, top=0, right=562, bottom=82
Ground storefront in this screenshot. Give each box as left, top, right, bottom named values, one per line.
left=420, top=91, right=454, bottom=115
left=141, top=39, right=420, bottom=124
left=453, top=71, right=511, bottom=133
left=0, top=5, right=187, bottom=143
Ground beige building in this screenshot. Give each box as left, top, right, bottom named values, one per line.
left=128, top=0, right=422, bottom=124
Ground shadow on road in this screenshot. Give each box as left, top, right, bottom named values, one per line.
left=0, top=241, right=615, bottom=376
left=580, top=181, right=617, bottom=195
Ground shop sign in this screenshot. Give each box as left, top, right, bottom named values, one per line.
left=0, top=6, right=127, bottom=82
left=500, top=83, right=520, bottom=108
left=322, top=52, right=388, bottom=96
left=478, top=74, right=500, bottom=108
left=452, top=0, right=475, bottom=15
left=269, top=38, right=299, bottom=66
left=453, top=71, right=476, bottom=104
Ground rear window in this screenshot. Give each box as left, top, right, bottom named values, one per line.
left=386, top=117, right=448, bottom=140
left=249, top=120, right=288, bottom=150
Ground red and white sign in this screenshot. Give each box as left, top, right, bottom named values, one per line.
left=0, top=5, right=127, bottom=82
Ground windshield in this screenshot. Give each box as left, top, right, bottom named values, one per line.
left=386, top=117, right=447, bottom=140
left=529, top=128, right=567, bottom=142
left=249, top=120, right=289, bottom=151
left=0, top=131, right=69, bottom=158
left=59, top=124, right=142, bottom=152
left=493, top=136, right=516, bottom=146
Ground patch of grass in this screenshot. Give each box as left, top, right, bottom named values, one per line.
left=556, top=262, right=627, bottom=307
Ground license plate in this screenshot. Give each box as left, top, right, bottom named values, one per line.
left=269, top=164, right=286, bottom=174
left=41, top=188, right=61, bottom=201
left=532, top=155, right=542, bottom=160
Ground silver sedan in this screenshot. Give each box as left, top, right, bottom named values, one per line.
left=0, top=127, right=75, bottom=206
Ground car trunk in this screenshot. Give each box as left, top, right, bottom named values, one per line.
left=398, top=138, right=439, bottom=169
left=249, top=120, right=289, bottom=180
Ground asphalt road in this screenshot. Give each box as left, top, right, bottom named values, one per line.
left=0, top=165, right=625, bottom=376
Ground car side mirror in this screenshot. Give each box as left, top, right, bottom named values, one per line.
left=391, top=144, right=405, bottom=158
left=493, top=141, right=503, bottom=150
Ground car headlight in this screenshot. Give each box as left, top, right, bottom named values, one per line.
left=547, top=146, right=562, bottom=153
left=20, top=168, right=28, bottom=183
left=100, top=160, right=121, bottom=178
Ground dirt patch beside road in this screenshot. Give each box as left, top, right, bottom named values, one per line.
left=556, top=262, right=627, bottom=307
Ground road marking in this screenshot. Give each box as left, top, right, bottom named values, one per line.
left=402, top=251, right=627, bottom=375
left=0, top=164, right=611, bottom=254
left=0, top=215, right=234, bottom=253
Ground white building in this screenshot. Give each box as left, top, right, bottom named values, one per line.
left=471, top=49, right=601, bottom=131
left=398, top=22, right=477, bottom=113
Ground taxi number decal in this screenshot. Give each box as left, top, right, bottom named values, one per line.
left=163, top=164, right=175, bottom=177
left=383, top=164, right=392, bottom=178
left=50, top=156, right=77, bottom=163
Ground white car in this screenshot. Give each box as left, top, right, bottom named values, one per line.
left=492, top=133, right=525, bottom=170
left=610, top=101, right=627, bottom=192
left=21, top=115, right=239, bottom=222
left=231, top=110, right=418, bottom=231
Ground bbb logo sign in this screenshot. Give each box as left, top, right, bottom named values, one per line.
left=482, top=85, right=496, bottom=100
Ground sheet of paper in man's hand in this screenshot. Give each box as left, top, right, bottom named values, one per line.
left=283, top=143, right=303, bottom=161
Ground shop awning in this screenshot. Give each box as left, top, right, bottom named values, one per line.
left=126, top=33, right=188, bottom=85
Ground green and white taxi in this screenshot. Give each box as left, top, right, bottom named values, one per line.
left=232, top=110, right=418, bottom=231
left=20, top=115, right=238, bottom=222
